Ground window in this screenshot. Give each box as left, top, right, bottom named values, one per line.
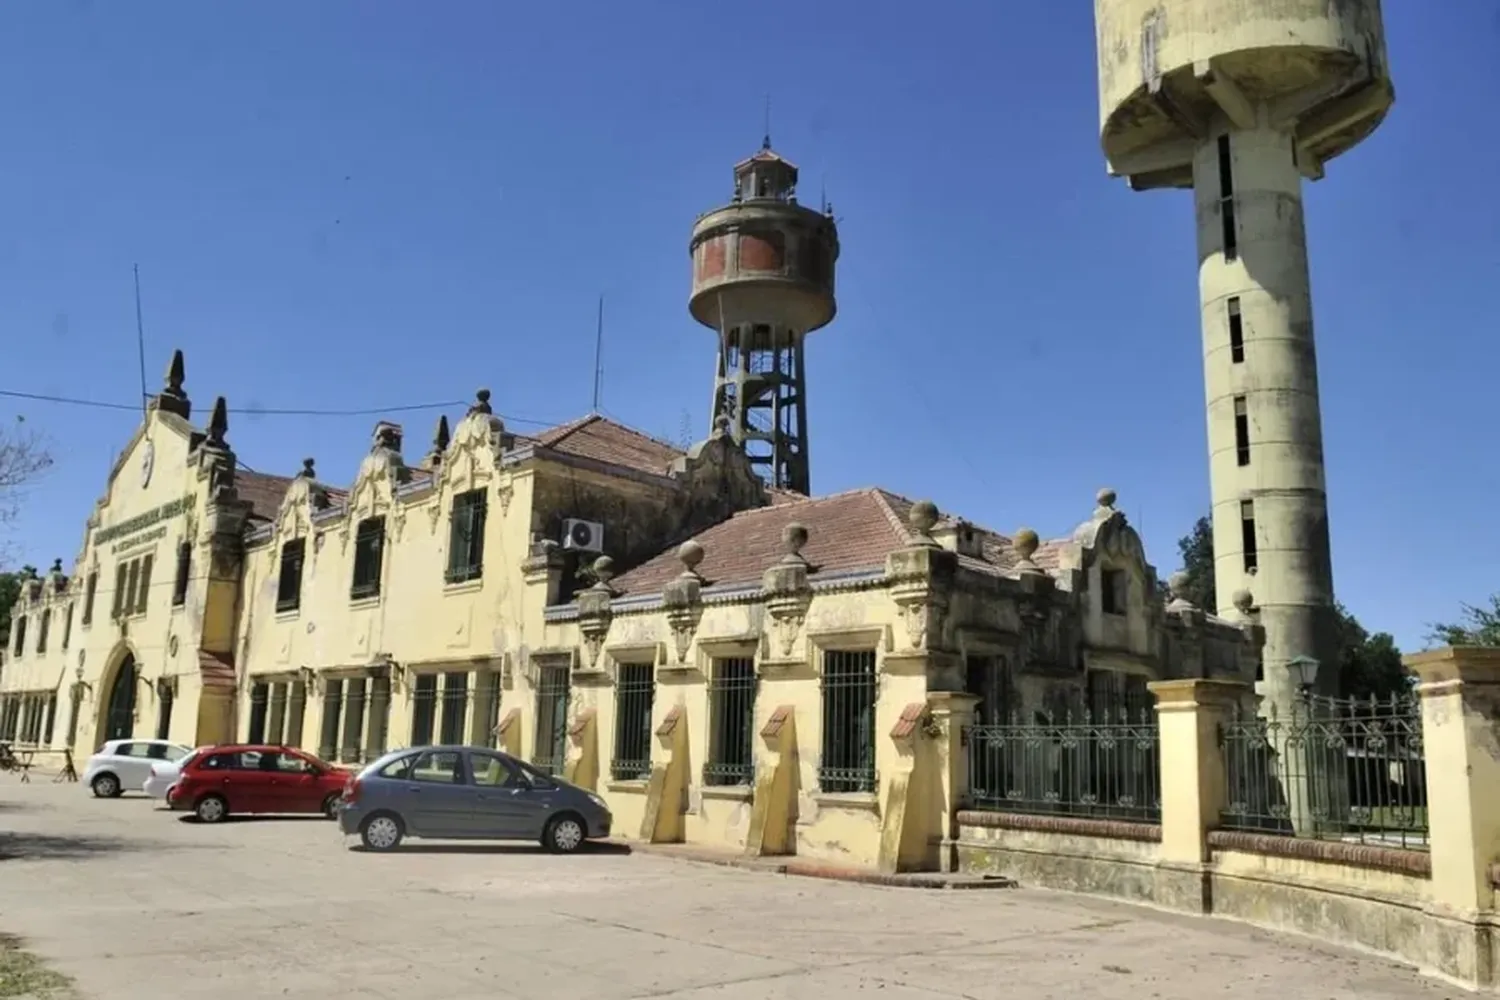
left=43, top=693, right=57, bottom=745
left=409, top=750, right=463, bottom=784
left=1227, top=297, right=1244, bottom=363
left=123, top=561, right=140, bottom=616
left=36, top=609, right=49, bottom=654
left=270, top=752, right=315, bottom=774
left=611, top=663, right=655, bottom=781
left=199, top=753, right=234, bottom=771
left=247, top=682, right=269, bottom=744
left=339, top=677, right=367, bottom=764
left=378, top=755, right=416, bottom=780
left=705, top=657, right=756, bottom=786
left=134, top=554, right=154, bottom=615
left=285, top=681, right=309, bottom=749
left=445, top=489, right=487, bottom=584
left=172, top=540, right=192, bottom=607
left=1101, top=569, right=1128, bottom=616
left=533, top=662, right=570, bottom=775
left=472, top=670, right=502, bottom=748
left=410, top=674, right=438, bottom=746
left=1087, top=670, right=1153, bottom=721
left=965, top=655, right=1014, bottom=726
left=61, top=603, right=73, bottom=651
left=276, top=539, right=305, bottom=613
left=440, top=672, right=468, bottom=745
left=111, top=563, right=128, bottom=618
left=156, top=684, right=174, bottom=740
left=318, top=678, right=343, bottom=761
left=819, top=650, right=877, bottom=794
left=11, top=616, right=25, bottom=657
left=1234, top=396, right=1251, bottom=466
left=1217, top=134, right=1237, bottom=261
left=467, top=751, right=516, bottom=787
left=82, top=571, right=98, bottom=626
left=1240, top=500, right=1258, bottom=573
left=350, top=517, right=385, bottom=600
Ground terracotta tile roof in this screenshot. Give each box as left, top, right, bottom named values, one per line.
left=527, top=414, right=684, bottom=478
left=609, top=486, right=1071, bottom=597
left=235, top=472, right=295, bottom=524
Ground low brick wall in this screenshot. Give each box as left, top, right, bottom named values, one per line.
left=957, top=810, right=1449, bottom=979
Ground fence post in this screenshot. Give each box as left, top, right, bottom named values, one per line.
left=1149, top=678, right=1250, bottom=911
left=926, top=691, right=979, bottom=873
left=1405, top=647, right=1500, bottom=926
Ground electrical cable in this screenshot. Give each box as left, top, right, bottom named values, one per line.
left=0, top=388, right=560, bottom=427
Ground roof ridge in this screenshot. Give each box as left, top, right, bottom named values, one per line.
left=870, top=489, right=916, bottom=546
left=726, top=485, right=884, bottom=519
left=589, top=414, right=687, bottom=457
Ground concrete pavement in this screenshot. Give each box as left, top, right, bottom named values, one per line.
left=0, top=780, right=1458, bottom=999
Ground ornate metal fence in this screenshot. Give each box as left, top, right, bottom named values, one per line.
left=967, top=708, right=1161, bottom=823
left=1219, top=692, right=1427, bottom=849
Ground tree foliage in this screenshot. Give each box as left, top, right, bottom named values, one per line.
left=0, top=418, right=53, bottom=560
left=1171, top=513, right=1408, bottom=698
left=1426, top=595, right=1500, bottom=648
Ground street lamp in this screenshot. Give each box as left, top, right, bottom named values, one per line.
left=1288, top=656, right=1320, bottom=696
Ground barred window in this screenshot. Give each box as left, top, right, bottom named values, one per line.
left=473, top=670, right=502, bottom=748
left=965, top=655, right=1014, bottom=727
left=111, top=563, right=127, bottom=619
left=248, top=682, right=270, bottom=743
left=410, top=674, right=438, bottom=746
left=705, top=657, right=756, bottom=786
left=123, top=561, right=140, bottom=616
left=134, top=554, right=153, bottom=615
left=533, top=663, right=570, bottom=775
left=445, top=489, right=487, bottom=584
left=340, top=678, right=367, bottom=763
left=276, top=539, right=306, bottom=613
left=318, top=678, right=343, bottom=761
left=35, top=609, right=49, bottom=654
left=82, top=571, right=98, bottom=626
left=611, top=663, right=655, bottom=782
left=156, top=683, right=174, bottom=741
left=350, top=517, right=385, bottom=600
left=172, top=540, right=192, bottom=607
left=43, top=693, right=57, bottom=745
left=61, top=603, right=74, bottom=651
left=439, top=671, right=468, bottom=744
left=819, top=650, right=877, bottom=794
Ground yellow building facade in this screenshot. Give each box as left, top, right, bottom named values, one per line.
left=2, top=351, right=1262, bottom=871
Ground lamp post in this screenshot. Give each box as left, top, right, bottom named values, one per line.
left=1287, top=655, right=1320, bottom=700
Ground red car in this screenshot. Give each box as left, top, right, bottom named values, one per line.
left=166, top=744, right=352, bottom=824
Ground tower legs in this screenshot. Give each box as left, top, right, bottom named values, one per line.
left=709, top=324, right=811, bottom=495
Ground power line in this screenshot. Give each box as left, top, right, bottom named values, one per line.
left=0, top=388, right=560, bottom=427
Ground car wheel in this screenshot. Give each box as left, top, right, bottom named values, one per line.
left=360, top=813, right=404, bottom=852
left=91, top=773, right=121, bottom=799
left=195, top=794, right=228, bottom=824
left=543, top=812, right=586, bottom=854
left=321, top=793, right=341, bottom=820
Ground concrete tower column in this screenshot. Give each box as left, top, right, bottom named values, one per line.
left=1193, top=123, right=1337, bottom=705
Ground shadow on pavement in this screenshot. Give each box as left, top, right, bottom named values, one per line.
left=175, top=814, right=330, bottom=825
left=351, top=841, right=634, bottom=856
left=0, top=830, right=207, bottom=862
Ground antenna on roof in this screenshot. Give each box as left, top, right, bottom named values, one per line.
left=591, top=293, right=605, bottom=414
left=133, top=264, right=148, bottom=418
left=762, top=94, right=772, bottom=149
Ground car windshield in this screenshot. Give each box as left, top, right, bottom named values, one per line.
left=165, top=745, right=193, bottom=762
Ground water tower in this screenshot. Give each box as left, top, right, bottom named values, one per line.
left=1092, top=1, right=1394, bottom=702
left=689, top=137, right=840, bottom=496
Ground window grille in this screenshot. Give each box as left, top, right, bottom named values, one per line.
left=819, top=650, right=877, bottom=794
left=445, top=489, right=488, bottom=584
left=410, top=674, right=438, bottom=746
left=533, top=663, right=570, bottom=775
left=247, top=682, right=270, bottom=743
left=611, top=663, right=655, bottom=781
left=350, top=517, right=385, bottom=600
left=439, top=671, right=468, bottom=744
left=705, top=657, right=757, bottom=786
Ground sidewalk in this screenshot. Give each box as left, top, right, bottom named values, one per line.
left=613, top=839, right=1017, bottom=889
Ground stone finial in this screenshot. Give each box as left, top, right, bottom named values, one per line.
left=164, top=349, right=185, bottom=392
left=1095, top=488, right=1117, bottom=512
left=297, top=457, right=316, bottom=479
left=1166, top=571, right=1196, bottom=611
left=677, top=539, right=705, bottom=580
left=712, top=413, right=732, bottom=438
left=590, top=555, right=616, bottom=589
left=372, top=421, right=403, bottom=454
left=1232, top=589, right=1256, bottom=616
left=780, top=522, right=809, bottom=564
left=50, top=558, right=63, bottom=574
left=908, top=500, right=940, bottom=547
left=469, top=389, right=493, bottom=416
left=1013, top=527, right=1044, bottom=575
left=433, top=415, right=451, bottom=453
left=206, top=396, right=229, bottom=447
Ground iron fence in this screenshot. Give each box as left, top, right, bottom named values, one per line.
left=612, top=663, right=655, bottom=782
left=533, top=663, right=570, bottom=775
left=1220, top=692, right=1427, bottom=848
left=819, top=650, right=878, bottom=794
left=705, top=657, right=757, bottom=786
left=966, top=707, right=1161, bottom=823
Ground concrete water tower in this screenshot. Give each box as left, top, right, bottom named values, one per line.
left=1092, top=1, right=1394, bottom=703
left=689, top=137, right=840, bottom=496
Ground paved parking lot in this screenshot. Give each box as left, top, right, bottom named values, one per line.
left=0, top=779, right=1458, bottom=1000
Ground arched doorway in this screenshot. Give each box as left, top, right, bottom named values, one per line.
left=103, top=653, right=137, bottom=741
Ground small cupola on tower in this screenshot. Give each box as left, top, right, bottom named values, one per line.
left=734, top=138, right=798, bottom=203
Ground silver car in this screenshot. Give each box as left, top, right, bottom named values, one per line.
left=337, top=745, right=613, bottom=853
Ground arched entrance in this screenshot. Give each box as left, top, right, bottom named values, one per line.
left=103, top=653, right=137, bottom=741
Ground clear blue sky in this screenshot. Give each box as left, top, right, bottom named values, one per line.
left=1, top=2, right=1494, bottom=652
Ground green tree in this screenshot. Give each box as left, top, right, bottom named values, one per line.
left=1426, top=595, right=1500, bottom=648
left=1171, top=514, right=1408, bottom=698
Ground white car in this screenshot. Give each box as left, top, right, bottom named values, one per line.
left=83, top=738, right=193, bottom=798
left=142, top=746, right=207, bottom=800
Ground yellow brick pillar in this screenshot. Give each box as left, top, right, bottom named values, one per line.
left=1149, top=678, right=1251, bottom=912
left=926, top=691, right=978, bottom=874
left=1406, top=645, right=1500, bottom=986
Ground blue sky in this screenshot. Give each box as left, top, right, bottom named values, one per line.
left=1, top=2, right=1494, bottom=652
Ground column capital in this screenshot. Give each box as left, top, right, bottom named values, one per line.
left=925, top=691, right=979, bottom=717
left=1149, top=677, right=1251, bottom=709
left=1405, top=646, right=1500, bottom=689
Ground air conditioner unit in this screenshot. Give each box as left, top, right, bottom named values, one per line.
left=561, top=518, right=604, bottom=553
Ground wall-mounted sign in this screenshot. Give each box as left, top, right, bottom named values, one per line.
left=95, top=495, right=192, bottom=546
